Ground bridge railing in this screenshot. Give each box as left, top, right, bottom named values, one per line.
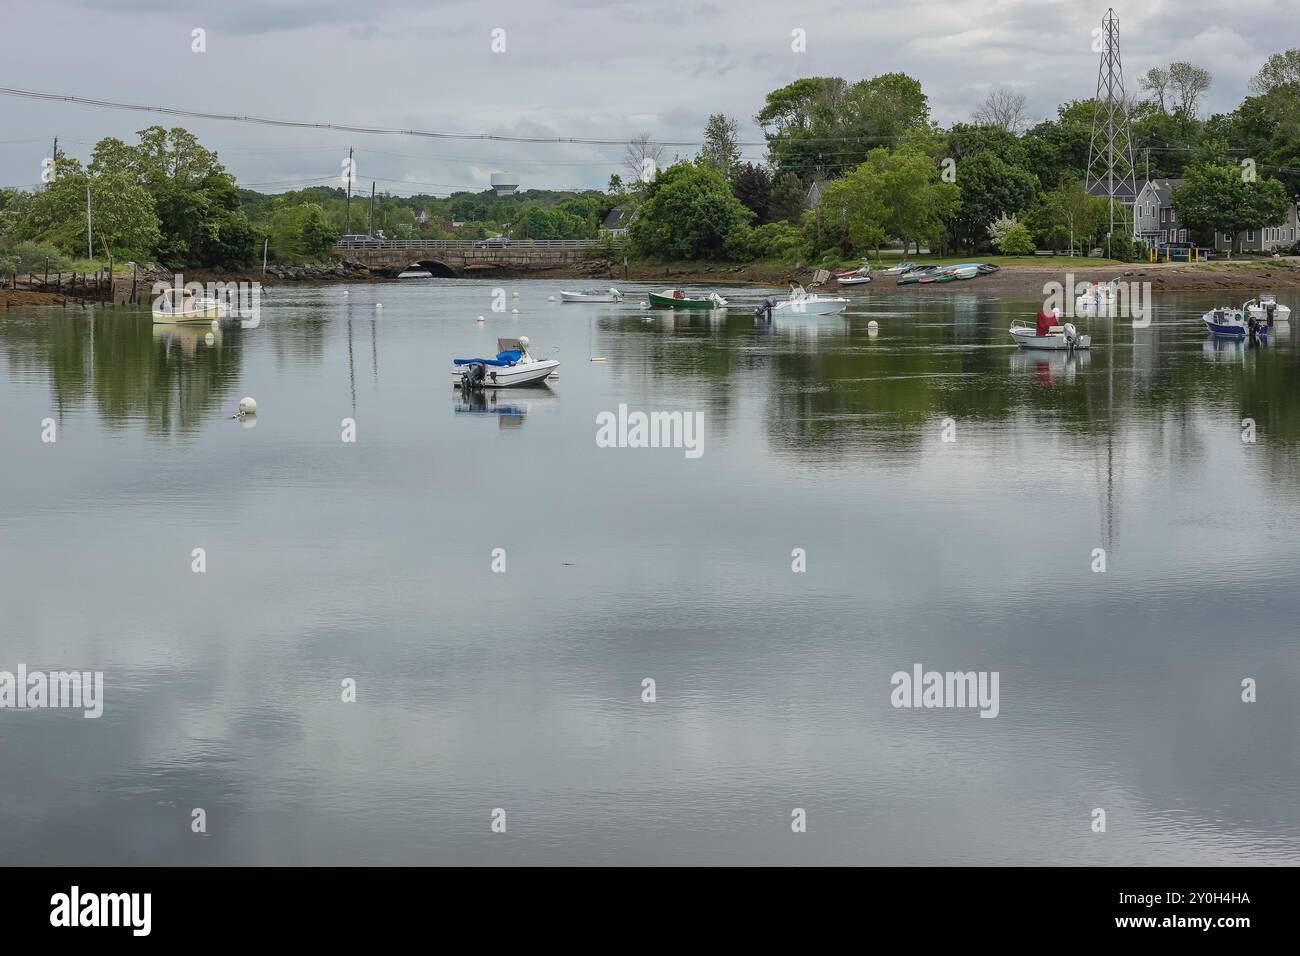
left=334, top=238, right=625, bottom=252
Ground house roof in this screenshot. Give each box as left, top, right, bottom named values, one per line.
left=1087, top=179, right=1140, bottom=202
left=1138, top=178, right=1185, bottom=206
left=603, top=206, right=631, bottom=230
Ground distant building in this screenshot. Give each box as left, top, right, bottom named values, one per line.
left=1214, top=202, right=1299, bottom=254
left=1132, top=179, right=1185, bottom=247
left=602, top=206, right=632, bottom=237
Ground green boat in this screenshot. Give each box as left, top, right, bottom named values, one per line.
left=647, top=289, right=728, bottom=309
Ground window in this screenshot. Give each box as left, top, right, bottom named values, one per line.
left=1170, top=209, right=1176, bottom=223
left=1246, top=229, right=1255, bottom=241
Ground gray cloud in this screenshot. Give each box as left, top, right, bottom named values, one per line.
left=1, top=0, right=1294, bottom=193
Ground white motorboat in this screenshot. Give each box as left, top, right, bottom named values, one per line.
left=835, top=265, right=872, bottom=286
left=452, top=336, right=559, bottom=388
left=1244, top=294, right=1290, bottom=327
left=560, top=288, right=624, bottom=303
left=1203, top=306, right=1267, bottom=338
left=1010, top=312, right=1090, bottom=350
left=773, top=283, right=849, bottom=316
left=152, top=287, right=225, bottom=323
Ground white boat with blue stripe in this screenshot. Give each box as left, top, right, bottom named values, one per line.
left=1203, top=307, right=1268, bottom=339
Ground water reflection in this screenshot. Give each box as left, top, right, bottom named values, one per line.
left=2, top=280, right=1299, bottom=865
left=453, top=386, right=555, bottom=429
left=0, top=308, right=251, bottom=437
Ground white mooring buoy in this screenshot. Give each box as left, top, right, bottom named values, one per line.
left=867, top=320, right=879, bottom=330
left=476, top=315, right=485, bottom=323
left=238, top=396, right=258, bottom=415
left=511, top=308, right=519, bottom=315
left=374, top=303, right=383, bottom=310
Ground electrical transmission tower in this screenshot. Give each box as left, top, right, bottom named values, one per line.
left=1085, top=8, right=1139, bottom=255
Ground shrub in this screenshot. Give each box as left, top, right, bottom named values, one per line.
left=997, top=222, right=1035, bottom=256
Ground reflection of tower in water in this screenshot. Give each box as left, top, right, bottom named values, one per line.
left=1094, top=315, right=1122, bottom=551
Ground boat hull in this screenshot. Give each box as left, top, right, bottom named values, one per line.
left=647, top=291, right=724, bottom=309
left=452, top=359, right=560, bottom=387
left=1246, top=304, right=1290, bottom=325
left=151, top=306, right=222, bottom=324
left=560, top=291, right=621, bottom=303
left=836, top=275, right=872, bottom=286
left=1010, top=328, right=1091, bottom=350
left=775, top=298, right=849, bottom=316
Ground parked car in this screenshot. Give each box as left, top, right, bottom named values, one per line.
left=474, top=236, right=510, bottom=248
left=339, top=234, right=382, bottom=248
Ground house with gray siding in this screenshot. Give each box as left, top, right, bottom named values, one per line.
left=1132, top=179, right=1185, bottom=247
left=1214, top=202, right=1300, bottom=254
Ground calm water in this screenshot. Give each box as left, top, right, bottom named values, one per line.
left=2, top=279, right=1298, bottom=865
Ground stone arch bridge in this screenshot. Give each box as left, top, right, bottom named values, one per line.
left=333, top=239, right=621, bottom=277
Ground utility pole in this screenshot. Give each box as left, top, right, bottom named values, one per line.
left=86, top=186, right=93, bottom=260
left=262, top=237, right=268, bottom=276
left=369, top=181, right=376, bottom=236
left=344, top=146, right=354, bottom=236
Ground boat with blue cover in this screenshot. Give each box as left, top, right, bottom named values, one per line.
left=452, top=336, right=559, bottom=388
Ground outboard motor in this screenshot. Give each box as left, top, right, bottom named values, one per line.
left=1063, top=322, right=1080, bottom=347
left=754, top=295, right=777, bottom=321
left=461, top=361, right=487, bottom=390
left=1266, top=301, right=1276, bottom=327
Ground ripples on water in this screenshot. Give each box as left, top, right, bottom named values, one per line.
left=1, top=279, right=1297, bottom=864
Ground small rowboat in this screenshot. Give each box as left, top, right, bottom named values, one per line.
left=560, top=288, right=623, bottom=303
left=152, top=288, right=225, bottom=323
left=1203, top=307, right=1267, bottom=338
left=881, top=261, right=916, bottom=276
left=647, top=289, right=728, bottom=309
left=835, top=265, right=872, bottom=286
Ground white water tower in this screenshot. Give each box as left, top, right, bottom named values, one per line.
left=491, top=172, right=518, bottom=196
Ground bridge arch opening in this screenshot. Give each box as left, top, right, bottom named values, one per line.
left=402, top=260, right=458, bottom=278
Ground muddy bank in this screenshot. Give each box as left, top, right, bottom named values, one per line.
left=7, top=257, right=1299, bottom=310
left=533, top=257, right=1300, bottom=295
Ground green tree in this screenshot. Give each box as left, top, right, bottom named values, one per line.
left=698, top=113, right=742, bottom=175
left=997, top=221, right=1035, bottom=255
left=758, top=73, right=929, bottom=178
left=1172, top=164, right=1292, bottom=256
left=731, top=163, right=771, bottom=222
left=949, top=152, right=1038, bottom=251
left=18, top=159, right=160, bottom=258
left=768, top=171, right=806, bottom=224
left=627, top=162, right=753, bottom=260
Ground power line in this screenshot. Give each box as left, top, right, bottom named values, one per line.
left=0, top=85, right=908, bottom=148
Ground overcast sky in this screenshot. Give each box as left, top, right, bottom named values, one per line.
left=0, top=0, right=1294, bottom=196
